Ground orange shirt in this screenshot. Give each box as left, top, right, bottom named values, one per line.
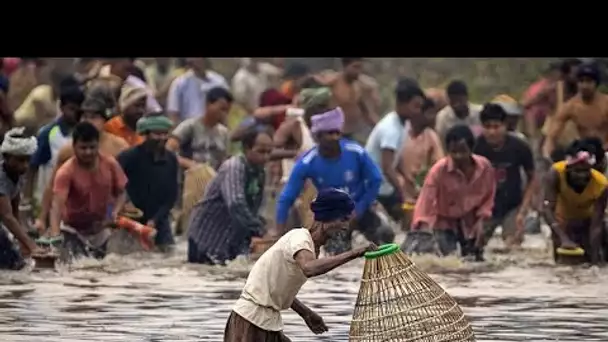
left=104, top=116, right=144, bottom=147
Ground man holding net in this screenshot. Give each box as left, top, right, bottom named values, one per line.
left=225, top=188, right=376, bottom=342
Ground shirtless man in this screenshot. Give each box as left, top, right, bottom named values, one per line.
left=323, top=58, right=380, bottom=144
left=35, top=95, right=129, bottom=234
left=542, top=139, right=608, bottom=265
left=543, top=62, right=608, bottom=158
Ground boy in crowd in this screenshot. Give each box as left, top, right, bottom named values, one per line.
left=474, top=103, right=536, bottom=247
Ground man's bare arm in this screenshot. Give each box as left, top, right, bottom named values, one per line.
left=520, top=171, right=537, bottom=213
left=541, top=169, right=570, bottom=244
left=294, top=248, right=365, bottom=278
left=291, top=297, right=313, bottom=317
left=23, top=166, right=38, bottom=201
left=381, top=149, right=403, bottom=199
left=0, top=195, right=36, bottom=252
left=49, top=194, right=67, bottom=237
left=589, top=189, right=608, bottom=264
left=542, top=103, right=570, bottom=158
left=112, top=190, right=128, bottom=220
left=165, top=137, right=196, bottom=169
left=273, top=119, right=299, bottom=148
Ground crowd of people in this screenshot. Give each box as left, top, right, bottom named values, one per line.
left=1, top=56, right=608, bottom=340
left=0, top=57, right=604, bottom=267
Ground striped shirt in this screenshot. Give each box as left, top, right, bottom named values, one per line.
left=188, top=155, right=265, bottom=263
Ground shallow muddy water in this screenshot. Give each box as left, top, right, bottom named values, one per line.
left=0, top=233, right=606, bottom=342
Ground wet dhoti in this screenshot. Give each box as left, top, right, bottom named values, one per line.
left=223, top=311, right=291, bottom=342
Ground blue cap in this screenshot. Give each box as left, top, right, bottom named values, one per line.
left=310, top=188, right=355, bottom=223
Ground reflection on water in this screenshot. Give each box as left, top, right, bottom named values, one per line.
left=0, top=234, right=607, bottom=341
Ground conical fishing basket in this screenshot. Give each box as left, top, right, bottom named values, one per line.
left=179, top=163, right=216, bottom=235
left=349, top=244, right=476, bottom=342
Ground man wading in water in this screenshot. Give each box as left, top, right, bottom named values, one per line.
left=117, top=115, right=178, bottom=252
left=48, top=122, right=128, bottom=260
left=224, top=188, right=376, bottom=342
left=36, top=93, right=129, bottom=233
left=542, top=139, right=608, bottom=264
left=187, top=127, right=273, bottom=265
left=275, top=107, right=390, bottom=255
left=0, top=128, right=45, bottom=269
left=404, top=125, right=495, bottom=260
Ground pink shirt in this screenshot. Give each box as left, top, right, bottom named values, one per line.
left=54, top=154, right=128, bottom=232
left=411, top=154, right=496, bottom=238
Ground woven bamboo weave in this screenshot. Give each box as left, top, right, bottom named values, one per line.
left=179, top=164, right=216, bottom=235
left=349, top=245, right=476, bottom=342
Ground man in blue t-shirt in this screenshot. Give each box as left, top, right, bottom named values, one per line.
left=276, top=107, right=393, bottom=254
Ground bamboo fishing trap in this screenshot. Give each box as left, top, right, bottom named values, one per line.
left=349, top=244, right=476, bottom=342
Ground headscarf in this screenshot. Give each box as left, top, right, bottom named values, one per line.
left=299, top=87, right=332, bottom=111
left=0, top=127, right=37, bottom=155
left=136, top=115, right=173, bottom=134
left=491, top=94, right=522, bottom=116
left=119, top=85, right=148, bottom=111
left=310, top=107, right=344, bottom=134
left=310, top=188, right=354, bottom=223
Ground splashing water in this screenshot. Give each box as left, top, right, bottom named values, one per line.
left=0, top=227, right=607, bottom=341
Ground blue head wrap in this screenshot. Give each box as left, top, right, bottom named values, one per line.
left=310, top=188, right=355, bottom=223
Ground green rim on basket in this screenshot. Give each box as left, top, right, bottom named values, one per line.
left=364, top=243, right=400, bottom=259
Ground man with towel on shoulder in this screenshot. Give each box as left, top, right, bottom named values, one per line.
left=0, top=128, right=45, bottom=269
left=276, top=107, right=393, bottom=255
left=224, top=188, right=377, bottom=342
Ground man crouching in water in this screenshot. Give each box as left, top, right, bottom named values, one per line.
left=224, top=188, right=376, bottom=342
left=48, top=122, right=128, bottom=261
left=0, top=128, right=45, bottom=269
left=542, top=139, right=608, bottom=264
